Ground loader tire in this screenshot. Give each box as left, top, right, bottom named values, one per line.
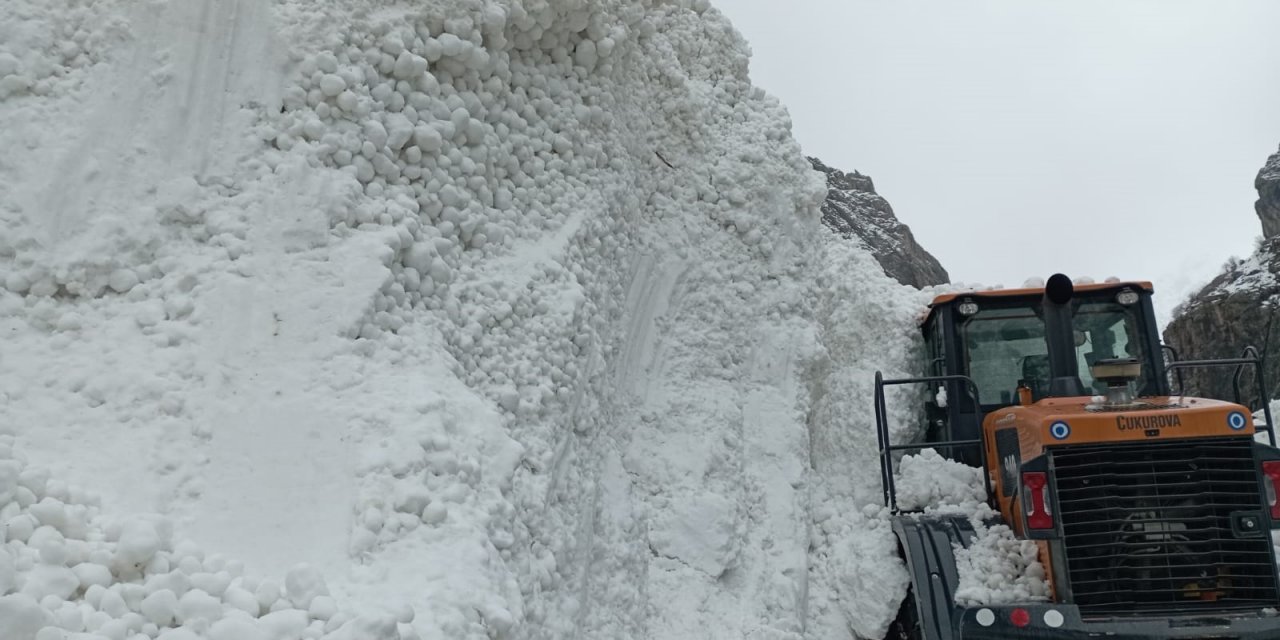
left=885, top=587, right=923, bottom=640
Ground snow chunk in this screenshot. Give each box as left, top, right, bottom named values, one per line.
left=894, top=449, right=987, bottom=511
left=649, top=493, right=739, bottom=577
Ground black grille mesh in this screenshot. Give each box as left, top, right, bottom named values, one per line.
left=1052, top=438, right=1279, bottom=615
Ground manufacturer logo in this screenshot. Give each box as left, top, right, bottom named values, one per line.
left=1228, top=411, right=1248, bottom=430
left=1050, top=421, right=1071, bottom=440
left=1116, top=414, right=1182, bottom=431
left=997, top=412, right=1017, bottom=425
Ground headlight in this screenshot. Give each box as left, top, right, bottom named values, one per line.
left=1116, top=289, right=1139, bottom=306
left=958, top=298, right=979, bottom=316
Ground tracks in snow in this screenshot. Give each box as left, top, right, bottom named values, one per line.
left=583, top=254, right=816, bottom=639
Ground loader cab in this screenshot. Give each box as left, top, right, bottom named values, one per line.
left=920, top=280, right=1167, bottom=465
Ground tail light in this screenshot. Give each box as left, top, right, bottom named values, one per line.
left=1262, top=461, right=1280, bottom=520
left=1023, top=471, right=1054, bottom=530
left=1009, top=608, right=1031, bottom=628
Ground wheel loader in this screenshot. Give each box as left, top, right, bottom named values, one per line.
left=877, top=274, right=1280, bottom=639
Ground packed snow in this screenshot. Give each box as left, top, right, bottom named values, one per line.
left=893, top=450, right=1050, bottom=607
left=0, top=0, right=943, bottom=638
left=893, top=448, right=985, bottom=513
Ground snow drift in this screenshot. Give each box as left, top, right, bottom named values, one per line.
left=0, top=0, right=927, bottom=638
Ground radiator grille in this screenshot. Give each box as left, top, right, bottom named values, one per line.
left=1052, top=438, right=1279, bottom=615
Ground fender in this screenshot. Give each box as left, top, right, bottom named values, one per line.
left=891, top=514, right=977, bottom=640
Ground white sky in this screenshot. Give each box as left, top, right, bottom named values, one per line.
left=716, top=0, right=1280, bottom=327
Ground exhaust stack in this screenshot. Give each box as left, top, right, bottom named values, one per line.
left=1044, top=274, right=1086, bottom=397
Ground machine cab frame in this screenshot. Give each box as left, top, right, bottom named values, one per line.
left=919, top=281, right=1167, bottom=465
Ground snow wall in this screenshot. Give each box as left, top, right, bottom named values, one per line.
left=0, top=0, right=929, bottom=638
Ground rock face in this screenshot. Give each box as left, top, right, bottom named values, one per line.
left=1163, top=145, right=1280, bottom=403
left=810, top=157, right=949, bottom=288
left=1162, top=243, right=1280, bottom=403
left=1257, top=146, right=1280, bottom=239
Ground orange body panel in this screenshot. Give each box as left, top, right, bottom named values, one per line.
left=983, top=396, right=1254, bottom=535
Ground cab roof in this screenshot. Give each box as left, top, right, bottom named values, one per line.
left=921, top=280, right=1154, bottom=326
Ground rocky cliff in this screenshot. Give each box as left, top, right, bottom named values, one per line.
left=810, top=157, right=949, bottom=288
left=1257, top=147, right=1280, bottom=239
left=1163, top=145, right=1280, bottom=403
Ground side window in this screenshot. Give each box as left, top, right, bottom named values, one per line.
left=961, top=306, right=1048, bottom=406
left=929, top=315, right=945, bottom=377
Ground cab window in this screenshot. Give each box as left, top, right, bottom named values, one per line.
left=960, top=305, right=1047, bottom=406
left=1072, top=301, right=1148, bottom=394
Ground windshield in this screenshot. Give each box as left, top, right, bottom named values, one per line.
left=1072, top=301, right=1147, bottom=394
left=959, top=298, right=1149, bottom=406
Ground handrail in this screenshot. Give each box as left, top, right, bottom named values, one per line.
left=1163, top=345, right=1275, bottom=447
left=875, top=372, right=991, bottom=512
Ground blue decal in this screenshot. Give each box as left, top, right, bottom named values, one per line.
left=1228, top=411, right=1247, bottom=431
left=1050, top=421, right=1071, bottom=440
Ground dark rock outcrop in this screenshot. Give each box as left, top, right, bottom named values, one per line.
left=810, top=157, right=948, bottom=288
left=1163, top=145, right=1280, bottom=403
left=1257, top=146, right=1280, bottom=239
left=1163, top=241, right=1280, bottom=402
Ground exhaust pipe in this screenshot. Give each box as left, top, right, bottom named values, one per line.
left=1044, top=274, right=1085, bottom=397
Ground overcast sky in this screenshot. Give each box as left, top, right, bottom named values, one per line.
left=717, top=1, right=1280, bottom=327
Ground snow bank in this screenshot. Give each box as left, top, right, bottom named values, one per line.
left=0, top=0, right=927, bottom=638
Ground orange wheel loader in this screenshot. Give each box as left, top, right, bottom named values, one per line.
left=877, top=274, right=1280, bottom=639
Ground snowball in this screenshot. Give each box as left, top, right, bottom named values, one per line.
left=574, top=40, right=598, bottom=69
left=210, top=617, right=267, bottom=640
left=108, top=269, right=139, bottom=294
left=254, top=579, right=281, bottom=610
left=176, top=589, right=221, bottom=624
left=319, top=74, right=347, bottom=97
left=0, top=552, right=16, bottom=595
left=140, top=590, right=178, bottom=626
left=115, top=521, right=161, bottom=569
left=383, top=114, right=414, bottom=150
left=363, top=121, right=388, bottom=149
left=284, top=564, right=328, bottom=609
left=72, top=563, right=113, bottom=590
left=258, top=609, right=308, bottom=638
left=99, top=587, right=129, bottom=618
left=421, top=503, right=447, bottom=525
left=412, top=125, right=442, bottom=152
left=336, top=90, right=358, bottom=112
left=0, top=594, right=51, bottom=640
left=308, top=595, right=337, bottom=621
left=437, top=34, right=464, bottom=57
left=222, top=586, right=258, bottom=616
left=392, top=52, right=427, bottom=80
left=29, top=499, right=67, bottom=530
left=37, top=536, right=67, bottom=565
left=20, top=565, right=77, bottom=600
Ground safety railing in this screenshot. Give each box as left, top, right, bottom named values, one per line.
left=874, top=372, right=992, bottom=512
left=1164, top=345, right=1276, bottom=447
